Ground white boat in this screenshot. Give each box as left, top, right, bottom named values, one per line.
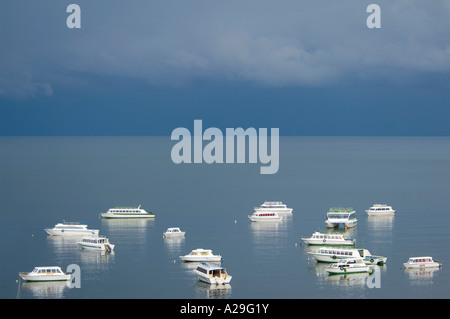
left=163, top=227, right=185, bottom=238
left=180, top=248, right=222, bottom=262
left=308, top=247, right=387, bottom=265
left=366, top=204, right=396, bottom=216
left=325, top=208, right=357, bottom=229
left=100, top=205, right=155, bottom=219
left=301, top=231, right=356, bottom=246
left=403, top=257, right=442, bottom=269
left=77, top=236, right=115, bottom=252
left=45, top=222, right=99, bottom=236
left=326, top=258, right=374, bottom=275
left=254, top=201, right=293, bottom=214
left=19, top=266, right=72, bottom=282
left=193, top=263, right=232, bottom=284
left=248, top=212, right=282, bottom=222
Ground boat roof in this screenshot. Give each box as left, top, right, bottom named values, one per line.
left=33, top=266, right=62, bottom=270
left=198, top=262, right=225, bottom=270
left=191, top=248, right=212, bottom=252
left=329, top=207, right=354, bottom=212
left=409, top=256, right=433, bottom=259
left=313, top=231, right=342, bottom=235
left=337, top=258, right=365, bottom=263
left=167, top=227, right=181, bottom=230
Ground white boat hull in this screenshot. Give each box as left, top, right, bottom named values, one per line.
left=100, top=213, right=155, bottom=219
left=163, top=232, right=185, bottom=238
left=194, top=271, right=232, bottom=284
left=19, top=273, right=71, bottom=282
left=366, top=210, right=396, bottom=216
left=254, top=208, right=293, bottom=214
left=301, top=238, right=355, bottom=246
left=180, top=256, right=222, bottom=262
left=326, top=265, right=372, bottom=275
left=403, top=262, right=441, bottom=269
left=248, top=215, right=282, bottom=222
left=78, top=242, right=115, bottom=251
left=45, top=229, right=99, bottom=236
left=310, top=253, right=386, bottom=265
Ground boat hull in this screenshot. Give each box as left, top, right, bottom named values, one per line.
left=193, top=271, right=232, bottom=284
left=164, top=233, right=185, bottom=238
left=100, top=213, right=155, bottom=219
left=326, top=266, right=372, bottom=275
left=78, top=243, right=115, bottom=251
left=254, top=208, right=293, bottom=214
left=308, top=250, right=387, bottom=265
left=366, top=211, right=396, bottom=216
left=45, top=229, right=99, bottom=236
left=403, top=262, right=441, bottom=269
left=301, top=238, right=355, bottom=246
left=309, top=253, right=387, bottom=265
left=248, top=215, right=282, bottom=222
left=19, top=273, right=71, bottom=282
left=180, top=256, right=222, bottom=262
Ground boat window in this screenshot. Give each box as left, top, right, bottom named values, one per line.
left=196, top=267, right=208, bottom=274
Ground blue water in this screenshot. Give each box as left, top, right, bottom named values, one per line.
left=0, top=136, right=449, bottom=299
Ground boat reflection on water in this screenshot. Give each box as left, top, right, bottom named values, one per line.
left=46, top=236, right=79, bottom=259
left=19, top=281, right=69, bottom=299
left=367, top=215, right=395, bottom=244
left=311, top=260, right=383, bottom=288
left=163, top=235, right=186, bottom=255
left=101, top=218, right=154, bottom=246
left=404, top=267, right=441, bottom=285
left=195, top=281, right=232, bottom=299
left=250, top=215, right=292, bottom=261
left=101, top=217, right=154, bottom=231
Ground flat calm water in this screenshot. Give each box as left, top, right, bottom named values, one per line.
left=0, top=136, right=449, bottom=299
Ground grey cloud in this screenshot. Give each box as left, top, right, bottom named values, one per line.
left=1, top=0, right=449, bottom=98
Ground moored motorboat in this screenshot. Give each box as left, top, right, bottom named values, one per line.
left=403, top=257, right=442, bottom=269
left=19, top=266, right=71, bottom=282
left=301, top=231, right=355, bottom=246
left=163, top=227, right=185, bottom=238
left=180, top=248, right=222, bottom=262
left=77, top=236, right=115, bottom=252
left=45, top=222, right=99, bottom=237
left=193, top=263, right=232, bottom=284
left=308, top=247, right=387, bottom=265
left=366, top=204, right=396, bottom=216
left=325, top=258, right=374, bottom=275
left=254, top=201, right=293, bottom=214
left=248, top=212, right=282, bottom=222
left=100, top=205, right=155, bottom=219
left=325, top=208, right=357, bottom=229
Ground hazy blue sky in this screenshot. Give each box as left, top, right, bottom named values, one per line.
left=0, top=0, right=449, bottom=135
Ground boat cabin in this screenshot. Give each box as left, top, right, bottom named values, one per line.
left=195, top=264, right=227, bottom=277
left=407, top=257, right=434, bottom=264
left=31, top=267, right=65, bottom=275
left=80, top=237, right=109, bottom=244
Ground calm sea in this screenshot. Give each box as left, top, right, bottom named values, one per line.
left=0, top=136, right=449, bottom=299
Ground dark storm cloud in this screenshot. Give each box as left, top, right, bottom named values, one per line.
left=1, top=0, right=449, bottom=98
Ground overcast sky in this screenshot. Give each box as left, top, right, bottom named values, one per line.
left=0, top=0, right=449, bottom=135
